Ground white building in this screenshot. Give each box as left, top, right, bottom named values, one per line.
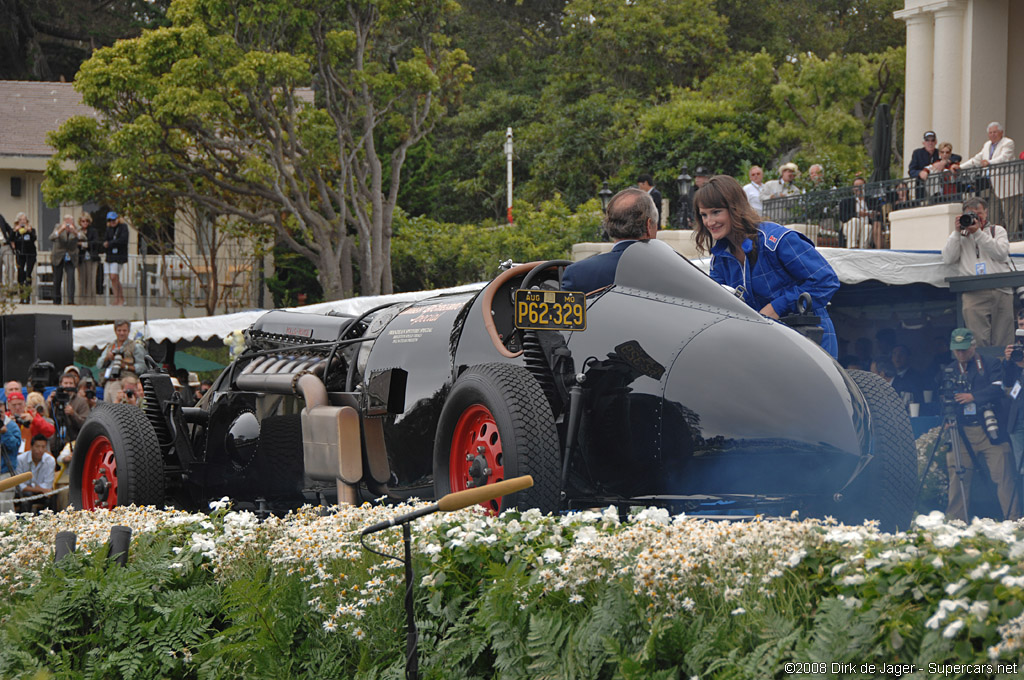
left=896, top=0, right=1024, bottom=166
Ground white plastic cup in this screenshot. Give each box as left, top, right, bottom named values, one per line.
left=909, top=403, right=921, bottom=417
left=923, top=390, right=934, bottom=403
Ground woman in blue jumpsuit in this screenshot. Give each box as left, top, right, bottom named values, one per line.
left=694, top=175, right=840, bottom=357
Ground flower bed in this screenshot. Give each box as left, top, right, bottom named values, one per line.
left=2, top=503, right=1024, bottom=678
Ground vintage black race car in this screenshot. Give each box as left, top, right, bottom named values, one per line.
left=71, top=240, right=917, bottom=528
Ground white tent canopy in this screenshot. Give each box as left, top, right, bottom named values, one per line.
left=73, top=282, right=485, bottom=350
left=74, top=248, right=984, bottom=350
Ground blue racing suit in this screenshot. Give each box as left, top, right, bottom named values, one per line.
left=709, top=221, right=840, bottom=357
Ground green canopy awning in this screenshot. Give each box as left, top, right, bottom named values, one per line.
left=174, top=352, right=226, bottom=372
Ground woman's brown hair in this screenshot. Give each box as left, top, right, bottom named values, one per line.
left=692, top=175, right=763, bottom=255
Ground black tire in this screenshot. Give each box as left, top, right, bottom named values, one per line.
left=841, top=369, right=917, bottom=530
left=434, top=363, right=561, bottom=513
left=252, top=413, right=305, bottom=499
left=71, top=403, right=165, bottom=509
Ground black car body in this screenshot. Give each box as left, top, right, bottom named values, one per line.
left=71, top=240, right=916, bottom=527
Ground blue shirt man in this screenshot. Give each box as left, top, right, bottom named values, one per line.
left=562, top=188, right=658, bottom=293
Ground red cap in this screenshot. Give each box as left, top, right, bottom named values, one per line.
left=6, top=391, right=24, bottom=402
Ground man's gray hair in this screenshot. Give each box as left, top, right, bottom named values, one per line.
left=113, top=319, right=130, bottom=329
left=963, top=196, right=987, bottom=212
left=603, top=188, right=657, bottom=241
left=988, top=121, right=1004, bottom=132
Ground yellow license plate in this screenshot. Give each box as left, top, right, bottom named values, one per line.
left=514, top=289, right=586, bottom=331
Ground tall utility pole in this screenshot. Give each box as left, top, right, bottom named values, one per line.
left=505, top=127, right=514, bottom=224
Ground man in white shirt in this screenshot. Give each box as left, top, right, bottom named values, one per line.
left=941, top=196, right=1013, bottom=347
left=763, top=162, right=803, bottom=200
left=959, top=122, right=1019, bottom=233
left=16, top=434, right=56, bottom=507
left=743, top=165, right=765, bottom=214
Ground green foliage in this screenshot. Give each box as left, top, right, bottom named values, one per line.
left=5, top=506, right=1024, bottom=678
left=390, top=197, right=604, bottom=292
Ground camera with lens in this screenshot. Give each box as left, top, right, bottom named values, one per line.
left=1012, top=328, right=1024, bottom=362
left=958, top=211, right=978, bottom=230
left=105, top=349, right=125, bottom=381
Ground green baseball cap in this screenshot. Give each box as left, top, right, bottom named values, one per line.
left=949, top=327, right=974, bottom=350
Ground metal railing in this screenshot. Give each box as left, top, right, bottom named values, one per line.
left=32, top=252, right=262, bottom=312
left=762, top=158, right=1024, bottom=247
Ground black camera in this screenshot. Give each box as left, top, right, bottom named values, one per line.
left=939, top=366, right=971, bottom=416
left=958, top=212, right=978, bottom=230
left=85, top=387, right=96, bottom=400
left=1012, top=329, right=1024, bottom=362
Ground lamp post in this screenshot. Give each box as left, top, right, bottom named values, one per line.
left=598, top=181, right=613, bottom=212
left=676, top=166, right=692, bottom=229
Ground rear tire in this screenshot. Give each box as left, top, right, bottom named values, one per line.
left=434, top=363, right=561, bottom=513
left=841, top=369, right=917, bottom=530
left=71, top=404, right=165, bottom=510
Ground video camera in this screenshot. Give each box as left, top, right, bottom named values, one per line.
left=939, top=366, right=1002, bottom=442
left=939, top=366, right=970, bottom=417
left=958, top=211, right=978, bottom=230
left=52, top=386, right=76, bottom=408
left=26, top=360, right=56, bottom=394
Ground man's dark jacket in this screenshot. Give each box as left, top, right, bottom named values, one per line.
left=561, top=240, right=636, bottom=293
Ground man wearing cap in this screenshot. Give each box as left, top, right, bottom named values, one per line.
left=5, top=390, right=54, bottom=444
left=909, top=131, right=940, bottom=203
left=103, top=211, right=129, bottom=306
left=945, top=327, right=1020, bottom=521
left=763, top=163, right=802, bottom=200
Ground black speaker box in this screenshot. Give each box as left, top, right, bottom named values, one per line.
left=10, top=176, right=21, bottom=197
left=2, top=314, right=74, bottom=386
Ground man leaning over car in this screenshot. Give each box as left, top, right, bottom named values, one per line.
left=562, top=188, right=658, bottom=293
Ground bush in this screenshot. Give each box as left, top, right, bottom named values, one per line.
left=391, top=197, right=604, bottom=292
left=5, top=505, right=1024, bottom=678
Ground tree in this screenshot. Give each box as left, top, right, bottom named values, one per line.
left=0, top=0, right=170, bottom=81
left=45, top=0, right=471, bottom=299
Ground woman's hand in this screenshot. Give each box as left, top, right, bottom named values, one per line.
left=759, top=303, right=779, bottom=319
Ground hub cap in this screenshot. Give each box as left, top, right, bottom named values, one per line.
left=81, top=435, right=118, bottom=510
left=449, top=404, right=505, bottom=512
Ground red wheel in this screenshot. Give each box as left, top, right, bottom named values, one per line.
left=449, top=404, right=507, bottom=512
left=81, top=435, right=119, bottom=509
left=71, top=404, right=165, bottom=510
left=434, top=364, right=561, bottom=513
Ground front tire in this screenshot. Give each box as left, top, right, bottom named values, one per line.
left=71, top=404, right=165, bottom=510
left=840, top=369, right=917, bottom=530
left=434, top=364, right=561, bottom=513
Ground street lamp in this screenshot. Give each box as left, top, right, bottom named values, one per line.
left=598, top=181, right=613, bottom=212
left=676, top=166, right=693, bottom=229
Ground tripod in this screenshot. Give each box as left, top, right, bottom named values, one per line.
left=918, top=408, right=971, bottom=520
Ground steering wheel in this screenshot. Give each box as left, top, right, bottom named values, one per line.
left=481, top=260, right=574, bottom=358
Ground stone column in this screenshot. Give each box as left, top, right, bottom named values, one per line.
left=898, top=9, right=935, bottom=169
left=931, top=1, right=966, bottom=149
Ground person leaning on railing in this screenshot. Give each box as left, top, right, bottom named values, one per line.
left=958, top=122, right=1020, bottom=234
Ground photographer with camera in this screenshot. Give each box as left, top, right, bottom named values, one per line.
left=941, top=197, right=1014, bottom=347
left=3, top=391, right=54, bottom=444
left=94, top=320, right=146, bottom=402
left=1002, top=309, right=1024, bottom=506
left=47, top=371, right=91, bottom=446
left=944, top=328, right=1020, bottom=521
